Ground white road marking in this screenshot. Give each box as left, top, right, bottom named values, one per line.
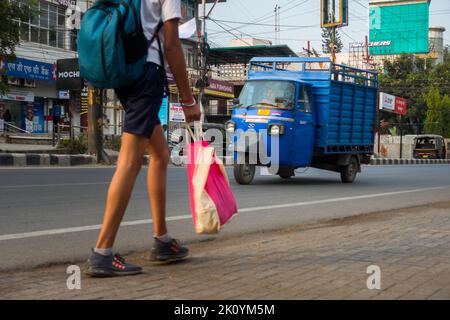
left=0, top=186, right=448, bottom=242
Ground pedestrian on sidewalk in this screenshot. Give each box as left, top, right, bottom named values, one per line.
left=86, top=0, right=201, bottom=277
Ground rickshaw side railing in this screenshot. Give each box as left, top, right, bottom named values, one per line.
left=331, top=64, right=378, bottom=89
left=249, top=57, right=378, bottom=89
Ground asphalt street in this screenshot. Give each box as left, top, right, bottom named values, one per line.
left=0, top=164, right=449, bottom=271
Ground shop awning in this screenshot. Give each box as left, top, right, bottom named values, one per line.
left=207, top=45, right=298, bottom=66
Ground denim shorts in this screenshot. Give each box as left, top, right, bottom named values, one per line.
left=115, top=62, right=164, bottom=139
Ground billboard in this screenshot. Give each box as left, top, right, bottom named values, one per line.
left=321, top=0, right=349, bottom=28
left=379, top=93, right=407, bottom=115
left=369, top=1, right=429, bottom=55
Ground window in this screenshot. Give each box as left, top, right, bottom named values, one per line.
left=298, top=87, right=313, bottom=113
left=239, top=80, right=296, bottom=109
left=18, top=0, right=69, bottom=50
left=181, top=0, right=195, bottom=21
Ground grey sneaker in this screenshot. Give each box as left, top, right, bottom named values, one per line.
left=85, top=250, right=143, bottom=277
left=148, top=238, right=189, bottom=263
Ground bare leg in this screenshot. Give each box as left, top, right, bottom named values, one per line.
left=95, top=133, right=149, bottom=249
left=146, top=125, right=170, bottom=237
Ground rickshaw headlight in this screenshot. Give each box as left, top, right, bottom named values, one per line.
left=269, top=124, right=284, bottom=136
left=226, top=121, right=236, bottom=133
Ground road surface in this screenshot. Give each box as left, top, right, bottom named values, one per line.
left=0, top=164, right=449, bottom=270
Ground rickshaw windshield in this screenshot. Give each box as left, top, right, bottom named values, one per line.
left=416, top=138, right=437, bottom=149
left=238, top=80, right=296, bottom=109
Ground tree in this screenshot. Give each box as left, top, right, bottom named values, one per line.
left=378, top=54, right=433, bottom=133
left=0, top=0, right=35, bottom=94
left=429, top=49, right=450, bottom=97
left=321, top=28, right=343, bottom=54
left=424, top=88, right=450, bottom=138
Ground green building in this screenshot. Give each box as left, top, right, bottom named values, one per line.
left=369, top=0, right=430, bottom=55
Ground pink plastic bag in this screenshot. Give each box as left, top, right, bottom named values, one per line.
left=187, top=137, right=238, bottom=234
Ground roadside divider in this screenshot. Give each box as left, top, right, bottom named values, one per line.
left=1, top=153, right=449, bottom=167
left=370, top=158, right=450, bottom=165
left=0, top=153, right=97, bottom=166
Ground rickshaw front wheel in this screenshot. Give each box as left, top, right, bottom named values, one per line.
left=233, top=163, right=256, bottom=185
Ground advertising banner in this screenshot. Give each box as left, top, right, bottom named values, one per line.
left=159, top=96, right=169, bottom=127
left=0, top=89, right=34, bottom=102
left=169, top=103, right=186, bottom=123
left=32, top=102, right=45, bottom=133
left=59, top=90, right=70, bottom=100
left=379, top=92, right=408, bottom=116
left=23, top=104, right=34, bottom=133
left=22, top=102, right=44, bottom=133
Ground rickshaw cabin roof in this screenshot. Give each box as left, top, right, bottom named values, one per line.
left=414, top=135, right=444, bottom=140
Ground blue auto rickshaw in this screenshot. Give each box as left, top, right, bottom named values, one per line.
left=226, top=57, right=378, bottom=185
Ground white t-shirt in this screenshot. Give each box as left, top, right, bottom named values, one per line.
left=141, top=0, right=181, bottom=65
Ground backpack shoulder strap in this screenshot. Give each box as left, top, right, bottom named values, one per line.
left=151, top=21, right=168, bottom=93
left=149, top=21, right=164, bottom=44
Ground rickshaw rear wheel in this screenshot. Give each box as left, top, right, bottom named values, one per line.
left=234, top=163, right=256, bottom=185
left=340, top=157, right=358, bottom=183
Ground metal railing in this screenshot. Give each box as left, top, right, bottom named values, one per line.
left=53, top=124, right=88, bottom=146
left=3, top=122, right=31, bottom=134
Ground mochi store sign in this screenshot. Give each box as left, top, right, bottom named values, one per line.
left=56, top=58, right=83, bottom=90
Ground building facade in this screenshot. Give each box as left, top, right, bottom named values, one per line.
left=0, top=0, right=83, bottom=135
left=344, top=0, right=445, bottom=70
left=367, top=0, right=434, bottom=66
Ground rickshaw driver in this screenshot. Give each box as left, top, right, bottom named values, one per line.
left=260, top=83, right=294, bottom=108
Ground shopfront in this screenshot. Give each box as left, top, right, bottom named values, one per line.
left=203, top=79, right=235, bottom=123
left=0, top=57, right=57, bottom=134
left=165, top=72, right=235, bottom=123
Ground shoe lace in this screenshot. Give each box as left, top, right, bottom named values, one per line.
left=114, top=254, right=126, bottom=264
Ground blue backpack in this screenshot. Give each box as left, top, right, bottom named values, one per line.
left=78, top=0, right=163, bottom=89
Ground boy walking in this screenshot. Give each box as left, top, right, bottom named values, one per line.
left=86, top=0, right=201, bottom=277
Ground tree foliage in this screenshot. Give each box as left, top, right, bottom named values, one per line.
left=321, top=28, right=343, bottom=54
left=0, top=0, right=35, bottom=94
left=423, top=88, right=450, bottom=138
left=378, top=53, right=450, bottom=135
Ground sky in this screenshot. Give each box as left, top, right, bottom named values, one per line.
left=205, top=0, right=450, bottom=54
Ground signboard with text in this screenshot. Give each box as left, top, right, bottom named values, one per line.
left=169, top=103, right=186, bottom=123
left=56, top=58, right=82, bottom=90
left=0, top=58, right=55, bottom=82
left=379, top=92, right=407, bottom=116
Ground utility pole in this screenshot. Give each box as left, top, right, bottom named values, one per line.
left=274, top=5, right=281, bottom=45
left=329, top=0, right=337, bottom=63
left=87, top=86, right=104, bottom=163
left=198, top=0, right=208, bottom=124
left=86, top=0, right=104, bottom=163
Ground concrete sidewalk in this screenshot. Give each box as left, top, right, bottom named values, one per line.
left=0, top=143, right=57, bottom=153
left=1, top=202, right=450, bottom=300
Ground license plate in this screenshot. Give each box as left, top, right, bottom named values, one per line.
left=245, top=118, right=268, bottom=124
